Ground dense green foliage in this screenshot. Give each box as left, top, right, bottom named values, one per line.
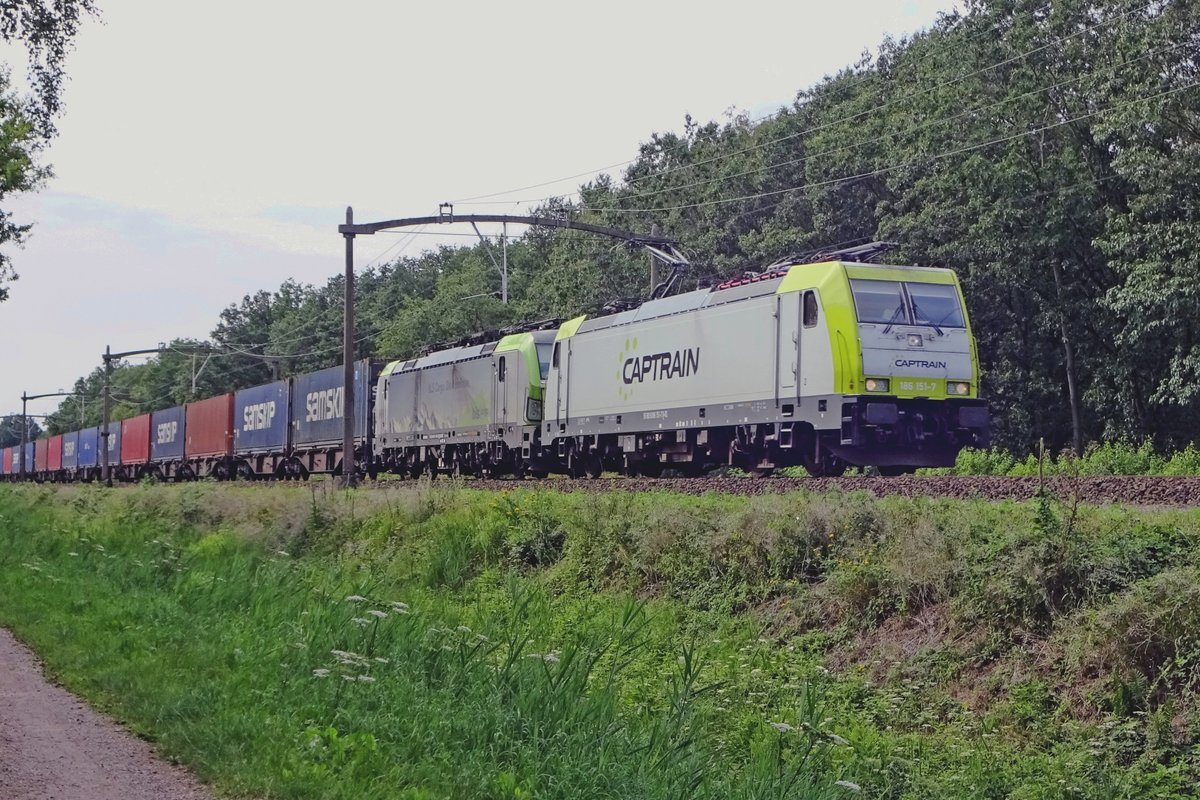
left=43, top=0, right=1200, bottom=459
left=3, top=483, right=1200, bottom=797
left=928, top=441, right=1200, bottom=476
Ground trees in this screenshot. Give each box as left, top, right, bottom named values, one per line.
left=0, top=413, right=39, bottom=448
left=0, top=0, right=97, bottom=302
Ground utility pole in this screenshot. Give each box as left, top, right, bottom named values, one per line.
left=101, top=346, right=112, bottom=486
left=342, top=206, right=357, bottom=488
left=20, top=392, right=27, bottom=479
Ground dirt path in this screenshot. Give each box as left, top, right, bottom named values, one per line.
left=0, top=627, right=214, bottom=800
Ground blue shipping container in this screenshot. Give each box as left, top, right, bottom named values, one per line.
left=23, top=442, right=33, bottom=472
left=151, top=406, right=186, bottom=461
left=103, top=422, right=121, bottom=466
left=234, top=380, right=290, bottom=454
left=78, top=427, right=100, bottom=468
left=291, top=360, right=375, bottom=447
left=61, top=431, right=80, bottom=470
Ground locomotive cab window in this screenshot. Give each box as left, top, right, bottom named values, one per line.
left=498, top=356, right=507, bottom=382
left=908, top=282, right=965, bottom=328
left=802, top=290, right=819, bottom=328
left=850, top=279, right=906, bottom=325
left=551, top=342, right=560, bottom=368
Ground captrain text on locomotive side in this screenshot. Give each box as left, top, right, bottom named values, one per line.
left=1, top=253, right=989, bottom=483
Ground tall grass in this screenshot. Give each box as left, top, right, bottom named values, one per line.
left=1, top=483, right=1197, bottom=798
left=925, top=440, right=1200, bottom=476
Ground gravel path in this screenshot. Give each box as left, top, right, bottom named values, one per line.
left=0, top=628, right=214, bottom=800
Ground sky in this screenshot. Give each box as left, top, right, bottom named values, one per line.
left=0, top=0, right=960, bottom=421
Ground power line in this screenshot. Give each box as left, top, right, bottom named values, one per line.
left=454, top=0, right=1160, bottom=211
left=569, top=79, right=1198, bottom=218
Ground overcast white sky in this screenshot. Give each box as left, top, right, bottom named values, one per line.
left=0, top=0, right=959, bottom=420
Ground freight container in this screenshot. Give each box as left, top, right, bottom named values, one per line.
left=102, top=420, right=122, bottom=467
left=78, top=427, right=100, bottom=469
left=24, top=442, right=35, bottom=474
left=150, top=407, right=185, bottom=461
left=292, top=361, right=377, bottom=447
left=61, top=430, right=80, bottom=471
left=234, top=380, right=290, bottom=454
left=1, top=446, right=9, bottom=475
left=47, top=434, right=63, bottom=472
left=9, top=445, right=19, bottom=475
left=185, top=394, right=234, bottom=458
left=122, top=414, right=151, bottom=464
left=34, top=438, right=47, bottom=473
left=291, top=360, right=382, bottom=476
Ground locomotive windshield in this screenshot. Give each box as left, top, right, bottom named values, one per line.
left=536, top=342, right=553, bottom=380
left=850, top=279, right=965, bottom=328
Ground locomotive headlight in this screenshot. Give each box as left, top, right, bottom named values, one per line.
left=907, top=334, right=923, bottom=347
left=865, top=378, right=890, bottom=393
left=947, top=381, right=970, bottom=396
left=525, top=397, right=543, bottom=421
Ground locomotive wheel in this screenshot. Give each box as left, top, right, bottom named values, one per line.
left=802, top=448, right=846, bottom=478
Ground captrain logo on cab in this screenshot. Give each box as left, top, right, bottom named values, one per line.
left=894, top=359, right=948, bottom=370
left=622, top=348, right=700, bottom=384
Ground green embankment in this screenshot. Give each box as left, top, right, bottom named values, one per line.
left=1, top=483, right=1198, bottom=799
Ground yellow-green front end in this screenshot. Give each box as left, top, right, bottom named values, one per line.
left=779, top=260, right=989, bottom=468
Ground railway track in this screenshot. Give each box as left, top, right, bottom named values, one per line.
left=458, top=474, right=1200, bottom=506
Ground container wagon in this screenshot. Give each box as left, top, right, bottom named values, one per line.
left=149, top=406, right=186, bottom=480
left=293, top=360, right=382, bottom=477
left=120, top=413, right=152, bottom=480
left=184, top=393, right=234, bottom=479
left=1, top=446, right=9, bottom=479
left=78, top=426, right=100, bottom=481
left=61, top=430, right=79, bottom=479
left=233, top=380, right=290, bottom=478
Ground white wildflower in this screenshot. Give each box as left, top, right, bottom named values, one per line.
left=389, top=601, right=409, bottom=613
left=834, top=780, right=861, bottom=792
left=357, top=675, right=376, bottom=683
left=828, top=733, right=851, bottom=747
left=770, top=722, right=794, bottom=733
left=367, top=609, right=388, bottom=619
left=275, top=550, right=290, bottom=557
left=67, top=552, right=79, bottom=557
left=345, top=594, right=367, bottom=603
left=455, top=625, right=472, bottom=634
left=373, top=657, right=389, bottom=664
left=350, top=617, right=370, bottom=627
left=543, top=651, right=561, bottom=663
left=342, top=675, right=357, bottom=682
left=312, top=668, right=330, bottom=678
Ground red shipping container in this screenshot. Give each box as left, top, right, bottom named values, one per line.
left=34, top=438, right=48, bottom=471
left=47, top=434, right=63, bottom=471
left=2, top=447, right=11, bottom=474
left=185, top=394, right=234, bottom=458
left=121, top=414, right=152, bottom=464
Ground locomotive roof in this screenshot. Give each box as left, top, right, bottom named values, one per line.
left=384, top=329, right=555, bottom=375
left=572, top=259, right=955, bottom=337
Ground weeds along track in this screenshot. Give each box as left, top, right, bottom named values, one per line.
left=459, top=475, right=1200, bottom=505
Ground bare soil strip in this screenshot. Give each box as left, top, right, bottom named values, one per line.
left=0, top=628, right=213, bottom=800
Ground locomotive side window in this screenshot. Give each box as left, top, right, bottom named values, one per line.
left=552, top=342, right=560, bottom=368
left=803, top=291, right=819, bottom=328
left=498, top=356, right=507, bottom=382
left=850, top=279, right=906, bottom=325
left=908, top=282, right=965, bottom=328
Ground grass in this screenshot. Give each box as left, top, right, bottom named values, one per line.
left=921, top=440, right=1200, bottom=477
left=1, top=481, right=1199, bottom=798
